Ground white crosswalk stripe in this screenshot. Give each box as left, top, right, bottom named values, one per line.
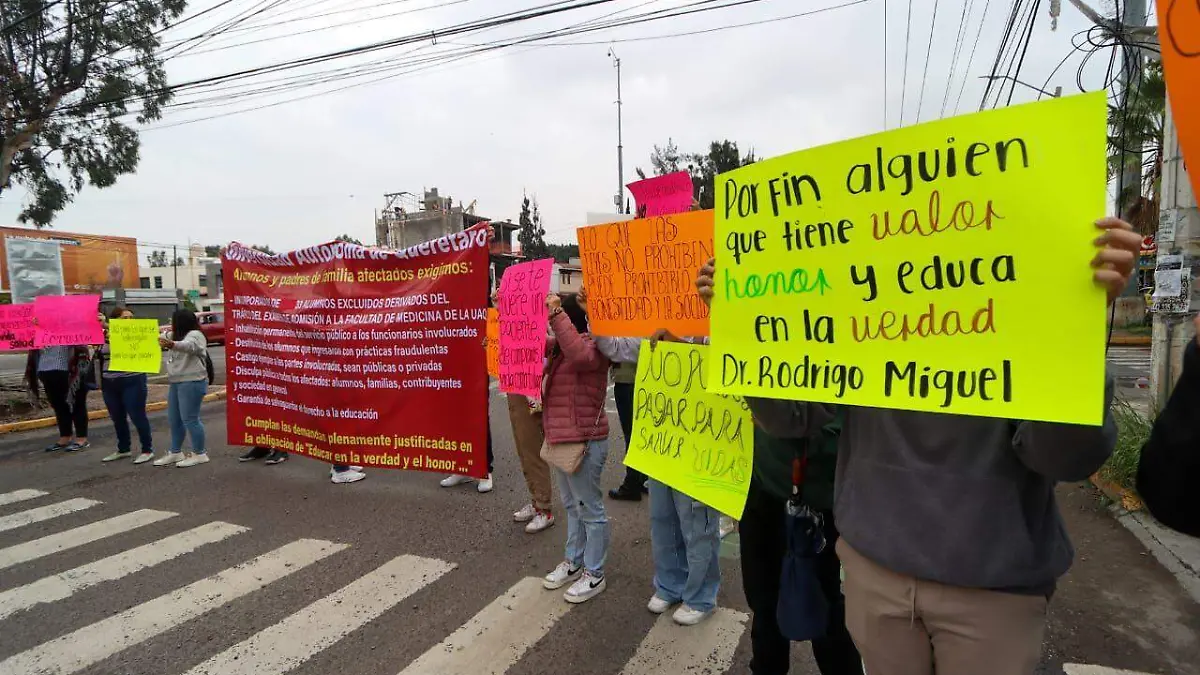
left=0, top=489, right=48, bottom=507
left=185, top=554, right=453, bottom=675
left=1063, top=666, right=1157, bottom=675
left=0, top=521, right=248, bottom=621
left=619, top=609, right=749, bottom=675
left=399, top=576, right=574, bottom=675
left=0, top=498, right=100, bottom=534
left=0, top=487, right=1141, bottom=675
left=0, top=509, right=177, bottom=571
left=0, top=538, right=346, bottom=675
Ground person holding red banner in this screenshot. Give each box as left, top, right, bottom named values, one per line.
left=26, top=343, right=94, bottom=452
left=540, top=292, right=612, bottom=604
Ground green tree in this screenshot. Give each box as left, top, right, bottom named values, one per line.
left=335, top=234, right=363, bottom=245
left=1108, top=60, right=1166, bottom=236
left=517, top=194, right=547, bottom=259
left=637, top=139, right=756, bottom=210
left=204, top=245, right=222, bottom=258
left=147, top=250, right=168, bottom=268
left=0, top=0, right=189, bottom=227
left=545, top=243, right=579, bottom=264
left=251, top=244, right=276, bottom=256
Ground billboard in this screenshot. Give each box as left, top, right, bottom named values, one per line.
left=0, top=227, right=139, bottom=297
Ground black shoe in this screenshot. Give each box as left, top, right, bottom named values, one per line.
left=65, top=441, right=91, bottom=452
left=44, top=442, right=69, bottom=452
left=608, top=485, right=642, bottom=501
left=239, top=447, right=271, bottom=462
left=265, top=451, right=289, bottom=465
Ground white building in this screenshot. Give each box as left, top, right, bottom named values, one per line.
left=137, top=243, right=218, bottom=304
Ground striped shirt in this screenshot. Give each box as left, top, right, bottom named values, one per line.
left=37, top=346, right=73, bottom=373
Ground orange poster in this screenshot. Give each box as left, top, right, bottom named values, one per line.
left=0, top=227, right=138, bottom=293
left=577, top=210, right=713, bottom=338
left=1158, top=1, right=1200, bottom=198
left=486, top=307, right=500, bottom=378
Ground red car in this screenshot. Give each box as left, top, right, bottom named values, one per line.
left=160, top=311, right=225, bottom=345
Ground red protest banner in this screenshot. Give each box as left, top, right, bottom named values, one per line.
left=223, top=227, right=490, bottom=477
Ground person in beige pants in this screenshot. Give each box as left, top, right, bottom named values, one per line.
left=695, top=218, right=1143, bottom=675
left=509, top=393, right=554, bottom=533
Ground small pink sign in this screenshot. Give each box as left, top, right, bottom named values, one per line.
left=497, top=259, right=554, bottom=399
left=627, top=171, right=694, bottom=217
left=33, top=294, right=104, bottom=348
left=0, top=304, right=35, bottom=351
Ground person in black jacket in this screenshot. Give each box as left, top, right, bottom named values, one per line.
left=1136, top=315, right=1200, bottom=537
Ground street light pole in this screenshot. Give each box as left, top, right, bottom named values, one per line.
left=608, top=47, right=624, bottom=213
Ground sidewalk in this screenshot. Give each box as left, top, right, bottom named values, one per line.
left=1045, top=483, right=1200, bottom=674
left=0, top=387, right=227, bottom=435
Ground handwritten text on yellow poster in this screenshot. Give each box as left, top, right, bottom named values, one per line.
left=108, top=319, right=162, bottom=374
left=710, top=93, right=1108, bottom=425
left=626, top=341, right=753, bottom=518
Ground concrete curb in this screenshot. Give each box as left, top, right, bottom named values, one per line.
left=1111, top=505, right=1200, bottom=606
left=0, top=388, right=227, bottom=436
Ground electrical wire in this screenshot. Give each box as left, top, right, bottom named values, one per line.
left=899, top=0, right=913, bottom=126
left=951, top=0, right=990, bottom=113
left=914, top=0, right=939, bottom=122
left=939, top=0, right=973, bottom=118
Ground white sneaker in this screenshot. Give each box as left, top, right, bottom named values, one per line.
left=176, top=453, right=210, bottom=468
left=133, top=452, right=155, bottom=465
left=440, top=474, right=473, bottom=488
left=332, top=469, right=366, bottom=484
left=525, top=511, right=555, bottom=534
left=152, top=453, right=183, bottom=466
left=542, top=561, right=582, bottom=590
left=101, top=451, right=128, bottom=463
left=513, top=504, right=537, bottom=522
left=672, top=604, right=712, bottom=626
left=349, top=466, right=364, bottom=472
left=564, top=572, right=606, bottom=604
left=647, top=595, right=675, bottom=614
left=477, top=474, right=493, bottom=493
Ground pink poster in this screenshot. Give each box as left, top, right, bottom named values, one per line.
left=627, top=171, right=694, bottom=217
left=0, top=304, right=34, bottom=351
left=497, top=259, right=553, bottom=398
left=33, top=294, right=104, bottom=348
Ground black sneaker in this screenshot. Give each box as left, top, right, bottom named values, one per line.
left=608, top=485, right=642, bottom=502
left=44, top=442, right=69, bottom=452
left=264, top=451, right=289, bottom=465
left=65, top=441, right=91, bottom=452
left=239, top=447, right=271, bottom=462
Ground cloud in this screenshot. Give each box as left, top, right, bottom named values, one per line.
left=0, top=0, right=1115, bottom=250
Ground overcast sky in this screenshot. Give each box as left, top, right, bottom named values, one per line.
left=0, top=0, right=1130, bottom=256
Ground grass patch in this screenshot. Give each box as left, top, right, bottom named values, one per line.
left=1099, top=398, right=1154, bottom=492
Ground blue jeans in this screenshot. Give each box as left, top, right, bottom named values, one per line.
left=552, top=439, right=610, bottom=577
left=102, top=375, right=153, bottom=454
left=649, top=479, right=722, bottom=612
left=168, top=380, right=207, bottom=454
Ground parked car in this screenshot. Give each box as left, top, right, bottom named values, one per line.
left=159, top=311, right=225, bottom=345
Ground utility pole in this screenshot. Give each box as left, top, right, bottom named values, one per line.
left=1150, top=94, right=1200, bottom=404
left=172, top=245, right=178, bottom=290
left=1116, top=0, right=1146, bottom=222
left=608, top=47, right=624, bottom=213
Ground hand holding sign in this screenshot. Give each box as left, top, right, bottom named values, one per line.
left=108, top=319, right=162, bottom=374
left=0, top=304, right=35, bottom=351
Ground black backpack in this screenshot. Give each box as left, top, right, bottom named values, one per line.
left=202, top=351, right=215, bottom=385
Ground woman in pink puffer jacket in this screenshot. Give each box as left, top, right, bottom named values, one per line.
left=540, top=292, right=612, bottom=605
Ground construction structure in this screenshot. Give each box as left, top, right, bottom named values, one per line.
left=374, top=188, right=523, bottom=280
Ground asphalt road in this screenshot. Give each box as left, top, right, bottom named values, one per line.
left=0, top=391, right=1195, bottom=675
left=0, top=346, right=227, bottom=386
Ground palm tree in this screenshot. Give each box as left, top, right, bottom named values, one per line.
left=1108, top=60, right=1166, bottom=236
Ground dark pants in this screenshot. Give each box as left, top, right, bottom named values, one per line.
left=486, top=422, right=495, bottom=473
left=613, top=382, right=644, bottom=489
left=38, top=371, right=89, bottom=439
left=101, top=375, right=153, bottom=453
left=739, top=480, right=863, bottom=675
